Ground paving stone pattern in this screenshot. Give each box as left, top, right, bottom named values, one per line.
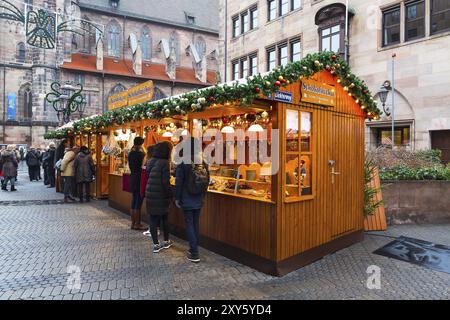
left=0, top=167, right=449, bottom=300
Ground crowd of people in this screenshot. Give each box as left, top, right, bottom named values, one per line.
left=1, top=137, right=209, bottom=263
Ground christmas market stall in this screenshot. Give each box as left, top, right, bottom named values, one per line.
left=44, top=52, right=381, bottom=275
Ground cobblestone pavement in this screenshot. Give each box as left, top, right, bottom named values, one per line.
left=0, top=167, right=449, bottom=300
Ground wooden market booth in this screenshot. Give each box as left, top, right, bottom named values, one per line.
left=48, top=53, right=380, bottom=275
left=102, top=73, right=368, bottom=276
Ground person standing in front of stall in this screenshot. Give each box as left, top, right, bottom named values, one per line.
left=61, top=146, right=79, bottom=203
left=46, top=142, right=56, bottom=188
left=128, top=137, right=147, bottom=231
left=55, top=139, right=69, bottom=192
left=145, top=141, right=173, bottom=253
left=74, top=146, right=95, bottom=203
left=175, top=137, right=209, bottom=263
left=25, top=147, right=40, bottom=181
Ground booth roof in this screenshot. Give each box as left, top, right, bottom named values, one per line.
left=44, top=51, right=382, bottom=139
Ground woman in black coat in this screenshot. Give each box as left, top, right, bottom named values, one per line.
left=128, top=137, right=147, bottom=230
left=145, top=141, right=173, bottom=253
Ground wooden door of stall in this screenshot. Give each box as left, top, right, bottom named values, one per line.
left=329, top=113, right=365, bottom=238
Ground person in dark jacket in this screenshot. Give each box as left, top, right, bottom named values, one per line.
left=74, top=146, right=95, bottom=202
left=25, top=147, right=40, bottom=181
left=42, top=148, right=50, bottom=185
left=128, top=137, right=147, bottom=230
left=46, top=142, right=56, bottom=188
left=175, top=137, right=209, bottom=263
left=145, top=141, right=173, bottom=253
left=36, top=148, right=43, bottom=181
left=1, top=145, right=18, bottom=191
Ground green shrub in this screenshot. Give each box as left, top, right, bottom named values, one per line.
left=379, top=166, right=450, bottom=181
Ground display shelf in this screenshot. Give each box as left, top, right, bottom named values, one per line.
left=207, top=189, right=275, bottom=204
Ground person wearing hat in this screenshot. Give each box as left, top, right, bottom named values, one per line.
left=128, top=136, right=147, bottom=230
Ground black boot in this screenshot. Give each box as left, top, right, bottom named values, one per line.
left=10, top=186, right=17, bottom=192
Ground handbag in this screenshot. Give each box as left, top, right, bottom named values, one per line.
left=140, top=168, right=148, bottom=197
left=54, top=159, right=62, bottom=170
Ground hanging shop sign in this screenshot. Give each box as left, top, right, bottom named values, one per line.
left=301, top=79, right=336, bottom=107
left=108, top=81, right=155, bottom=110
left=7, top=93, right=16, bottom=121
left=270, top=91, right=293, bottom=104
left=108, top=91, right=128, bottom=110
left=127, top=80, right=154, bottom=107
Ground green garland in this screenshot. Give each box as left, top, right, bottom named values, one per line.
left=44, top=51, right=381, bottom=140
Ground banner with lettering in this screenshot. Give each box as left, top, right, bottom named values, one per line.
left=127, top=81, right=154, bottom=107
left=108, top=91, right=128, bottom=110
left=7, top=93, right=17, bottom=121
left=301, top=79, right=336, bottom=107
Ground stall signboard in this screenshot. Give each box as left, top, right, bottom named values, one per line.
left=108, top=91, right=128, bottom=110
left=270, top=91, right=293, bottom=104
left=127, top=81, right=154, bottom=106
left=108, top=80, right=155, bottom=110
left=301, top=79, right=336, bottom=107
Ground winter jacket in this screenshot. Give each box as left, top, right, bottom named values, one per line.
left=60, top=150, right=76, bottom=177
left=74, top=150, right=95, bottom=183
left=175, top=162, right=209, bottom=210
left=0, top=151, right=18, bottom=178
left=47, top=147, right=56, bottom=169
left=128, top=148, right=145, bottom=193
left=145, top=142, right=173, bottom=216
left=25, top=150, right=40, bottom=167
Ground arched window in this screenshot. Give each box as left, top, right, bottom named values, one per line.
left=107, top=84, right=126, bottom=110
left=315, top=3, right=353, bottom=59
left=18, top=83, right=32, bottom=121
left=169, top=31, right=180, bottom=65
left=195, top=36, right=206, bottom=60
left=17, top=42, right=26, bottom=62
left=107, top=21, right=121, bottom=57
left=81, top=16, right=95, bottom=53
left=141, top=27, right=152, bottom=61
left=152, top=87, right=166, bottom=102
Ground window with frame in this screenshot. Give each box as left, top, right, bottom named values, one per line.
left=233, top=16, right=240, bottom=37
left=17, top=42, right=26, bottom=62
left=241, top=58, right=249, bottom=78
left=107, top=22, right=121, bottom=57
left=280, top=0, right=289, bottom=16
left=267, top=47, right=276, bottom=71
left=320, top=24, right=341, bottom=52
left=377, top=126, right=410, bottom=147
left=285, top=109, right=312, bottom=199
left=405, top=1, right=425, bottom=41
left=431, top=0, right=450, bottom=35
left=241, top=11, right=250, bottom=33
left=292, top=0, right=301, bottom=10
left=290, top=38, right=301, bottom=62
left=141, top=27, right=152, bottom=61
left=268, top=0, right=277, bottom=21
left=250, top=6, right=258, bottom=29
left=232, top=61, right=240, bottom=80
left=382, top=7, right=401, bottom=47
left=278, top=43, right=288, bottom=66
left=250, top=55, right=258, bottom=76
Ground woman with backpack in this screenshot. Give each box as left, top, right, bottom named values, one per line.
left=145, top=141, right=174, bottom=253
left=175, top=137, right=210, bottom=263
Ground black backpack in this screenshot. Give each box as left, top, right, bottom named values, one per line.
left=186, top=163, right=209, bottom=195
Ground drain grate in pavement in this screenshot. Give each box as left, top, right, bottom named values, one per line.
left=374, top=236, right=450, bottom=274
left=0, top=199, right=65, bottom=206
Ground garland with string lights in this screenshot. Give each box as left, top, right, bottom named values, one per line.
left=44, top=51, right=381, bottom=140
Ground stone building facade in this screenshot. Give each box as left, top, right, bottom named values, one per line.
left=0, top=0, right=219, bottom=147
left=219, top=0, right=450, bottom=161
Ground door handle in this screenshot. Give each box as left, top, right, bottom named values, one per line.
left=331, top=168, right=340, bottom=184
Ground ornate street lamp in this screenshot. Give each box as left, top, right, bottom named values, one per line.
left=45, top=81, right=86, bottom=126
left=378, top=80, right=392, bottom=116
